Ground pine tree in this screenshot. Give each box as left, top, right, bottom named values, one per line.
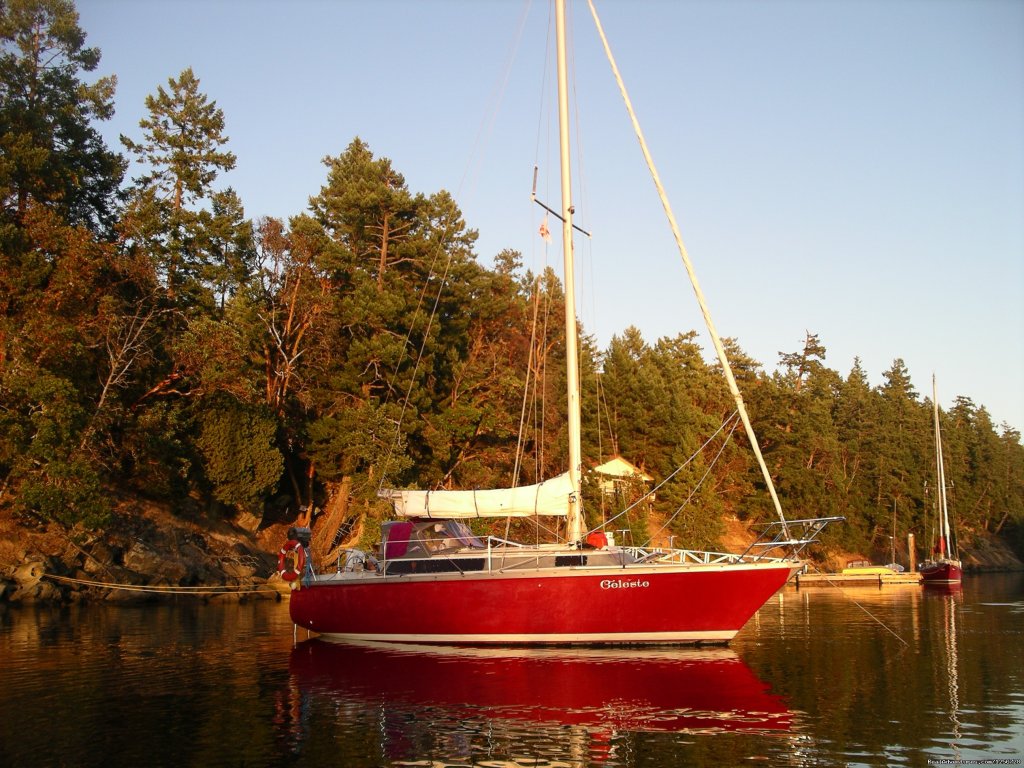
left=120, top=67, right=237, bottom=304
left=598, top=328, right=728, bottom=548
left=310, top=137, right=417, bottom=292
left=121, top=67, right=234, bottom=212
left=829, top=359, right=880, bottom=550
left=300, top=140, right=489, bottom=514
left=765, top=333, right=842, bottom=522
left=0, top=0, right=124, bottom=232
left=778, top=331, right=827, bottom=395
left=873, top=359, right=930, bottom=554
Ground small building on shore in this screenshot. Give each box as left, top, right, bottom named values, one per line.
left=592, top=456, right=654, bottom=502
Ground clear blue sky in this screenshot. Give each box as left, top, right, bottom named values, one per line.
left=77, top=0, right=1024, bottom=434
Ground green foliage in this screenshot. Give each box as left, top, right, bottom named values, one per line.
left=307, top=401, right=411, bottom=498
left=117, top=399, right=191, bottom=499
left=120, top=67, right=240, bottom=308
left=14, top=456, right=110, bottom=527
left=0, top=365, right=111, bottom=527
left=120, top=67, right=235, bottom=209
left=194, top=397, right=282, bottom=512
left=1, top=3, right=1021, bottom=561
left=0, top=0, right=125, bottom=232
left=597, top=328, right=735, bottom=547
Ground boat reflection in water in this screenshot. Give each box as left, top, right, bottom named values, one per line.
left=288, top=639, right=792, bottom=763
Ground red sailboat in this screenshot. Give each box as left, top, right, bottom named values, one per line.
left=920, top=376, right=963, bottom=585
left=281, top=0, right=837, bottom=644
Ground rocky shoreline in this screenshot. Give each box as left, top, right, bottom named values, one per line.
left=0, top=499, right=292, bottom=604
left=2, top=499, right=1021, bottom=605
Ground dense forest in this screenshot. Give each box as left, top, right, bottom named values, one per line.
left=2, top=0, right=1022, bottom=569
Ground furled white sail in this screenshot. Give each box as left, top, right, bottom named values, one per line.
left=381, top=473, right=574, bottom=519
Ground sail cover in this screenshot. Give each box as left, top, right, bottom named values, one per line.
left=381, top=472, right=574, bottom=519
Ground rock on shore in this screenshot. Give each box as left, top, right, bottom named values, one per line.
left=0, top=498, right=290, bottom=604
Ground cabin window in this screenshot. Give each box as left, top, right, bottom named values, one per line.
left=381, top=519, right=486, bottom=560
left=555, top=555, right=588, bottom=567
left=385, top=558, right=486, bottom=575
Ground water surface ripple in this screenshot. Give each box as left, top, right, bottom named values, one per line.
left=0, top=574, right=1021, bottom=767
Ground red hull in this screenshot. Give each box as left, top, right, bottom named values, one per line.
left=289, top=562, right=797, bottom=644
left=920, top=559, right=962, bottom=585
left=289, top=639, right=792, bottom=734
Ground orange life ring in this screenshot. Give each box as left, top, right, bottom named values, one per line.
left=277, top=540, right=306, bottom=582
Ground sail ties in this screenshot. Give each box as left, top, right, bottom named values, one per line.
left=381, top=472, right=575, bottom=519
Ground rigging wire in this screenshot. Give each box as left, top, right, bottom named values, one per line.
left=641, top=414, right=741, bottom=547
left=585, top=0, right=791, bottom=538
left=459, top=0, right=535, bottom=201
left=593, top=412, right=741, bottom=537
left=378, top=2, right=534, bottom=494
left=513, top=276, right=543, bottom=488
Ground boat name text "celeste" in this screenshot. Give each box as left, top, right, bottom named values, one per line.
left=599, top=578, right=650, bottom=590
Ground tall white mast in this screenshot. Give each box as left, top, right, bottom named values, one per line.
left=933, top=375, right=952, bottom=553
left=556, top=0, right=584, bottom=543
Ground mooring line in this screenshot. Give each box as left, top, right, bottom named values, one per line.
left=802, top=567, right=911, bottom=648
left=41, top=573, right=280, bottom=597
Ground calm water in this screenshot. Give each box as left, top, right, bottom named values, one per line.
left=1, top=574, right=1021, bottom=767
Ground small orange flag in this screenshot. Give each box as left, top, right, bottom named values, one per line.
left=539, top=216, right=552, bottom=243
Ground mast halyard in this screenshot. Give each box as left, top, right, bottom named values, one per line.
left=555, top=0, right=584, bottom=544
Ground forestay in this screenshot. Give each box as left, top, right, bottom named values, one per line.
left=380, top=473, right=574, bottom=519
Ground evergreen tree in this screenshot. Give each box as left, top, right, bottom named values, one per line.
left=994, top=425, right=1024, bottom=554
left=778, top=331, right=827, bottom=395
left=310, top=136, right=416, bottom=292
left=121, top=67, right=234, bottom=210
left=195, top=395, right=283, bottom=514
left=301, top=140, right=486, bottom=517
left=202, top=188, right=257, bottom=309
left=829, top=359, right=882, bottom=550
left=0, top=2, right=137, bottom=527
left=943, top=397, right=1003, bottom=545
left=763, top=333, right=843, bottom=524
left=0, top=205, right=127, bottom=526
left=417, top=249, right=535, bottom=490
left=873, top=359, right=930, bottom=553
left=120, top=67, right=238, bottom=305
left=114, top=67, right=268, bottom=516
left=599, top=328, right=728, bottom=548
left=0, top=0, right=124, bottom=232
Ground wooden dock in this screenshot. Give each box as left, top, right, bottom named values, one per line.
left=793, top=570, right=922, bottom=587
